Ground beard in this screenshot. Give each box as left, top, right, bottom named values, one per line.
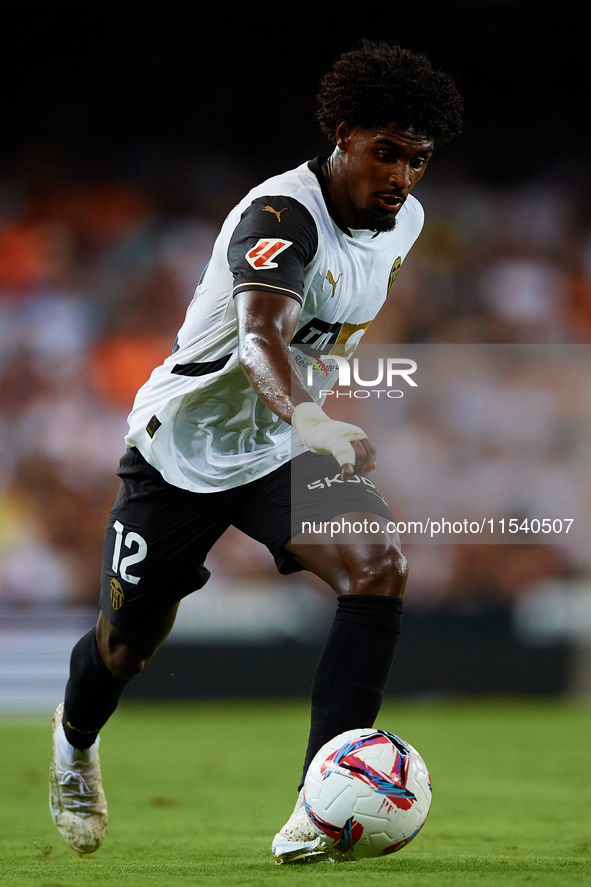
left=355, top=207, right=399, bottom=233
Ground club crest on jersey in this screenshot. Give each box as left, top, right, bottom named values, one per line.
left=245, top=238, right=293, bottom=270
left=387, top=257, right=402, bottom=293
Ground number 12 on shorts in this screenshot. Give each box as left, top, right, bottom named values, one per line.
left=111, top=520, right=147, bottom=585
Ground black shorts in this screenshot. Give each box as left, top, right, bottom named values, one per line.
left=100, top=447, right=395, bottom=628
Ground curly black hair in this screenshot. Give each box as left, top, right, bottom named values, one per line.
left=316, top=40, right=463, bottom=146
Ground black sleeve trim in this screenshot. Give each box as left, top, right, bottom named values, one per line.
left=227, top=195, right=318, bottom=303
left=232, top=281, right=303, bottom=303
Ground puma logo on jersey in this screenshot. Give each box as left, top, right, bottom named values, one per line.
left=263, top=205, right=288, bottom=222
left=245, top=238, right=293, bottom=270
left=326, top=270, right=343, bottom=297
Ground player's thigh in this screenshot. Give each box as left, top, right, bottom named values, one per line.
left=100, top=448, right=230, bottom=629
left=285, top=511, right=407, bottom=598
left=234, top=452, right=407, bottom=595
left=287, top=452, right=406, bottom=595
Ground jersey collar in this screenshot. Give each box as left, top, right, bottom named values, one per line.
left=308, top=156, right=382, bottom=241
left=308, top=156, right=352, bottom=237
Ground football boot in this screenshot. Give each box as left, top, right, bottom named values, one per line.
left=272, top=793, right=356, bottom=864
left=49, top=702, right=107, bottom=854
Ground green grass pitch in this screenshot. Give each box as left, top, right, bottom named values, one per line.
left=0, top=699, right=590, bottom=886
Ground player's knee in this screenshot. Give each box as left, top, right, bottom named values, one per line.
left=100, top=639, right=149, bottom=682
left=96, top=609, right=175, bottom=682
left=346, top=547, right=408, bottom=598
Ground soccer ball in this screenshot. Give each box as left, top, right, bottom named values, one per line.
left=303, top=728, right=432, bottom=859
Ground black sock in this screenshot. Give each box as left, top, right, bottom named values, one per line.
left=300, top=594, right=403, bottom=788
left=62, top=628, right=128, bottom=749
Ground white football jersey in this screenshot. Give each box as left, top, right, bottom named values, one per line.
left=125, top=158, right=424, bottom=492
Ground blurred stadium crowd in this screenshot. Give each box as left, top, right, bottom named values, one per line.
left=1, top=145, right=590, bottom=614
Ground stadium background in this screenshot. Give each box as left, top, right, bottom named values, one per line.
left=1, top=0, right=591, bottom=709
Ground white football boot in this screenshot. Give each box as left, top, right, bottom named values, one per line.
left=272, top=791, right=355, bottom=864
left=49, top=702, right=108, bottom=854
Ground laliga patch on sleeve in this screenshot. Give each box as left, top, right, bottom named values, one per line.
left=245, top=238, right=293, bottom=270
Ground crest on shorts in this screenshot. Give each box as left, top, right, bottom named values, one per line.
left=110, top=578, right=124, bottom=610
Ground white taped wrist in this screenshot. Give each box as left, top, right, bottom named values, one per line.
left=291, top=402, right=367, bottom=466
left=291, top=402, right=331, bottom=431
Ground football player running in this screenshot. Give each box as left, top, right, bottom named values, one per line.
left=49, top=40, right=462, bottom=862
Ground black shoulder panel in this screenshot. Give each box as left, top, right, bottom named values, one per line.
left=228, top=196, right=318, bottom=304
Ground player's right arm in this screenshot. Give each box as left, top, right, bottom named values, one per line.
left=235, top=289, right=376, bottom=481
left=229, top=194, right=376, bottom=480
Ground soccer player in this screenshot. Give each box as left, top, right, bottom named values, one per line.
left=49, top=40, right=462, bottom=862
